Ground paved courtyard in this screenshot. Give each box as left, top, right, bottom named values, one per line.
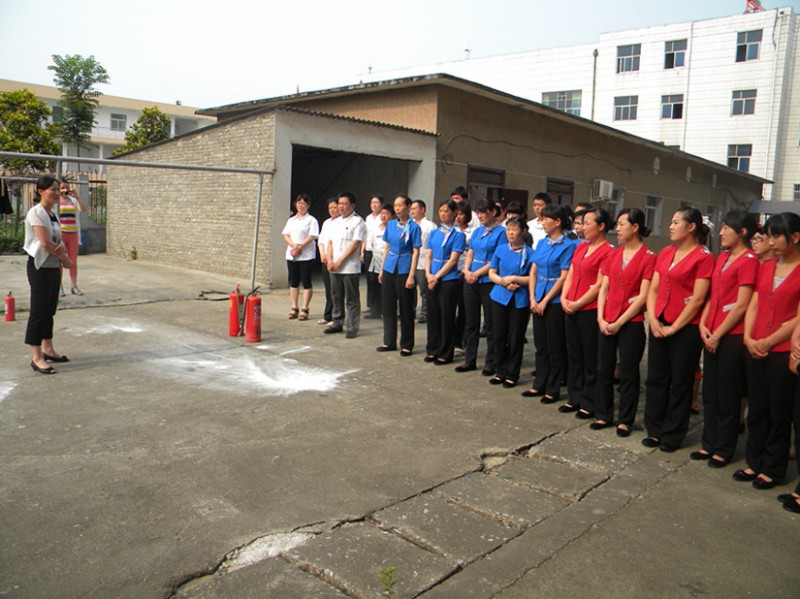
left=0, top=255, right=798, bottom=598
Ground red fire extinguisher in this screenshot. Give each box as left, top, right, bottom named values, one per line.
left=244, top=287, right=262, bottom=343
left=229, top=285, right=244, bottom=336
left=4, top=291, right=15, bottom=322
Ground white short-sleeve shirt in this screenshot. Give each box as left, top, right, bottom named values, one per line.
left=330, top=212, right=367, bottom=274
left=281, top=213, right=320, bottom=261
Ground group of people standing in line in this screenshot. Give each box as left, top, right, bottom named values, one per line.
left=282, top=186, right=800, bottom=517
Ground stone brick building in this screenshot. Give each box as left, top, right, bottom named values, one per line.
left=108, top=75, right=766, bottom=288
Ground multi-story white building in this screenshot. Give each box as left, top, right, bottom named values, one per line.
left=364, top=5, right=800, bottom=202
left=0, top=79, right=215, bottom=171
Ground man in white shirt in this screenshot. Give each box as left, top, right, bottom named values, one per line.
left=410, top=199, right=437, bottom=324
left=527, top=192, right=552, bottom=250
left=362, top=194, right=384, bottom=318
left=325, top=192, right=367, bottom=338
left=317, top=198, right=340, bottom=325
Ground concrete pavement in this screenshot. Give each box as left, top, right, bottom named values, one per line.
left=0, top=254, right=798, bottom=599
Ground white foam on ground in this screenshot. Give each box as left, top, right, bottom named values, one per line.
left=65, top=318, right=144, bottom=336
left=154, top=352, right=354, bottom=397
left=279, top=346, right=311, bottom=356
left=224, top=532, right=313, bottom=572
left=0, top=382, right=15, bottom=406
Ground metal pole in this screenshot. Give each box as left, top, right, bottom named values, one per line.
left=250, top=173, right=264, bottom=291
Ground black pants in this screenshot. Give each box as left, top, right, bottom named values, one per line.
left=644, top=324, right=703, bottom=449
left=426, top=279, right=459, bottom=361
left=492, top=300, right=530, bottom=383
left=381, top=271, right=415, bottom=351
left=531, top=303, right=566, bottom=400
left=25, top=259, right=60, bottom=346
left=463, top=281, right=495, bottom=369
left=367, top=271, right=382, bottom=316
left=701, top=334, right=747, bottom=460
left=745, top=352, right=796, bottom=480
left=596, top=320, right=646, bottom=425
left=565, top=309, right=600, bottom=412
left=454, top=278, right=466, bottom=349
left=330, top=273, right=360, bottom=334
left=321, top=265, right=333, bottom=322
left=794, top=384, right=800, bottom=495
left=287, top=259, right=313, bottom=289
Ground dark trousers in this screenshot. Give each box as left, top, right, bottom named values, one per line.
left=414, top=269, right=428, bottom=320
left=367, top=271, right=382, bottom=317
left=794, top=384, right=800, bottom=494
left=531, top=303, right=566, bottom=400
left=565, top=309, right=600, bottom=412
left=745, top=352, right=797, bottom=480
left=492, top=300, right=530, bottom=383
left=701, top=334, right=747, bottom=460
left=596, top=321, right=646, bottom=425
left=463, top=281, right=495, bottom=369
left=426, top=279, right=459, bottom=361
left=381, top=271, right=415, bottom=351
left=330, top=273, right=360, bottom=334
left=454, top=278, right=466, bottom=348
left=644, top=324, right=703, bottom=449
left=321, top=265, right=333, bottom=322
left=25, top=259, right=60, bottom=346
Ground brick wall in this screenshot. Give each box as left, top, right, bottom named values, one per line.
left=107, top=111, right=276, bottom=286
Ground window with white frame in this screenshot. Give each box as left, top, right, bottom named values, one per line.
left=604, top=188, right=625, bottom=219
left=661, top=94, right=684, bottom=119
left=727, top=144, right=752, bottom=173
left=617, top=44, right=641, bottom=73
left=110, top=113, right=127, bottom=131
left=644, top=196, right=662, bottom=234
left=614, top=96, right=638, bottom=121
left=542, top=90, right=582, bottom=116
left=664, top=39, right=687, bottom=69
left=731, top=90, right=757, bottom=115
left=51, top=106, right=63, bottom=123
left=736, top=30, right=762, bottom=62
left=794, top=184, right=800, bottom=201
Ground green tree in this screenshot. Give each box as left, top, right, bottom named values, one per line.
left=0, top=89, right=60, bottom=172
left=48, top=54, right=109, bottom=154
left=114, top=106, right=171, bottom=155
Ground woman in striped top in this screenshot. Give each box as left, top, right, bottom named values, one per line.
left=58, top=179, right=87, bottom=296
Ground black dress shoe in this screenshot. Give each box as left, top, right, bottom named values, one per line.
left=30, top=361, right=56, bottom=374
left=454, top=363, right=477, bottom=372
left=323, top=326, right=343, bottom=334
left=400, top=349, right=413, bottom=357
left=690, top=451, right=712, bottom=461
left=641, top=437, right=660, bottom=448
left=540, top=395, right=558, bottom=404
left=753, top=476, right=780, bottom=490
left=707, top=457, right=729, bottom=468
left=783, top=499, right=800, bottom=514
left=590, top=421, right=613, bottom=430
left=732, top=469, right=758, bottom=482
left=481, top=368, right=496, bottom=377
left=575, top=410, right=594, bottom=420
left=434, top=358, right=452, bottom=366
left=489, top=376, right=504, bottom=385
left=558, top=403, right=579, bottom=413
left=423, top=355, right=436, bottom=363
left=777, top=493, right=799, bottom=505
left=502, top=379, right=516, bottom=388
left=616, top=426, right=631, bottom=438
left=521, top=388, right=544, bottom=397
left=659, top=445, right=678, bottom=453
left=376, top=345, right=397, bottom=352
left=43, top=353, right=69, bottom=363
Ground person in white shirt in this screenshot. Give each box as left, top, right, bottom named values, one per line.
left=281, top=193, right=320, bottom=321
left=527, top=192, right=552, bottom=250
left=362, top=194, right=384, bottom=318
left=325, top=192, right=367, bottom=338
left=317, top=198, right=340, bottom=325
left=411, top=199, right=437, bottom=323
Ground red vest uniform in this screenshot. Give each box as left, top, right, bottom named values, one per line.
left=565, top=241, right=614, bottom=311
left=654, top=244, right=715, bottom=325
left=703, top=250, right=759, bottom=335
left=751, top=259, right=800, bottom=352
left=601, top=245, right=657, bottom=323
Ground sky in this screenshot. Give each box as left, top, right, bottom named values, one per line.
left=2, top=0, right=799, bottom=110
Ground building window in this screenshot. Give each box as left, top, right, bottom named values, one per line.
left=110, top=113, right=127, bottom=131
left=727, top=144, right=752, bottom=173
left=617, top=44, right=641, bottom=73
left=542, top=90, right=582, bottom=116
left=614, top=96, right=638, bottom=121
left=736, top=30, right=762, bottom=62
left=661, top=95, right=684, bottom=119
left=604, top=188, right=625, bottom=218
left=664, top=39, right=687, bottom=69
left=644, top=196, right=662, bottom=234
left=794, top=184, right=800, bottom=201
left=731, top=90, right=757, bottom=115
left=51, top=106, right=63, bottom=123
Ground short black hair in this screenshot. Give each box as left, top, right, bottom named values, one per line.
left=412, top=199, right=427, bottom=212
left=450, top=186, right=469, bottom=199
left=338, top=192, right=356, bottom=204
left=533, top=192, right=552, bottom=205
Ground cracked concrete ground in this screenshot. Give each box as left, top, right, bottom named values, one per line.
left=0, top=254, right=798, bottom=599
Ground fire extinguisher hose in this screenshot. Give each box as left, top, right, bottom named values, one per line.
left=240, top=286, right=261, bottom=336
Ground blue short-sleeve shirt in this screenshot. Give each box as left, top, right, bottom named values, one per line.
left=469, top=225, right=506, bottom=284
left=381, top=219, right=422, bottom=275
left=489, top=243, right=535, bottom=308
left=530, top=234, right=578, bottom=303
left=428, top=226, right=466, bottom=281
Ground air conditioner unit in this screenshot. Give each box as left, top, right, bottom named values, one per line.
left=592, top=179, right=614, bottom=200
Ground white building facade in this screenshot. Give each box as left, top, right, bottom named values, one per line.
left=365, top=6, right=800, bottom=202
